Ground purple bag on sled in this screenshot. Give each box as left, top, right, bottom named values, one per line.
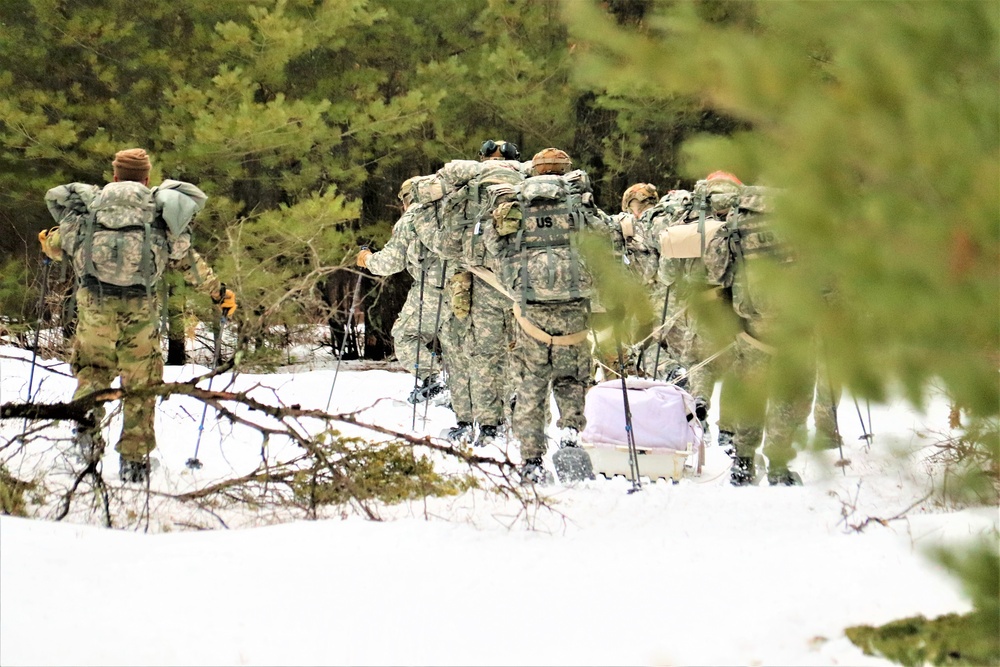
left=580, top=379, right=704, bottom=481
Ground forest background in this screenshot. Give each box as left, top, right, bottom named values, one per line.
left=0, top=1, right=997, bottom=661
left=0, top=0, right=995, bottom=417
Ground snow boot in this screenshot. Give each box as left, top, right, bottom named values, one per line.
left=119, top=457, right=151, bottom=485
left=767, top=468, right=803, bottom=486
left=407, top=374, right=445, bottom=404
left=517, top=457, right=554, bottom=486
left=473, top=424, right=500, bottom=448
left=73, top=423, right=105, bottom=464
left=730, top=455, right=756, bottom=486
left=718, top=430, right=735, bottom=456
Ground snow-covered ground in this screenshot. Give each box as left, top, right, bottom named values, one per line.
left=1, top=342, right=995, bottom=666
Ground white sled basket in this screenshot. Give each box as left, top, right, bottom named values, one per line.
left=579, top=379, right=704, bottom=482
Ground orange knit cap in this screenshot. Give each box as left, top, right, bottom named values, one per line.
left=705, top=170, right=742, bottom=185
left=112, top=148, right=151, bottom=182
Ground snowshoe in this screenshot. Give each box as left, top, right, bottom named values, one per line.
left=517, top=457, right=554, bottom=486
left=443, top=421, right=474, bottom=444
left=552, top=444, right=595, bottom=483
left=766, top=468, right=803, bottom=486
left=407, top=374, right=445, bottom=404
left=119, top=457, right=151, bottom=484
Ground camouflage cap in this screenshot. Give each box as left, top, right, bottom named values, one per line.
left=112, top=148, right=151, bottom=182
left=531, top=147, right=572, bottom=175
left=621, top=183, right=658, bottom=212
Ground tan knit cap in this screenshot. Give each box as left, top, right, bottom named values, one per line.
left=112, top=148, right=151, bottom=182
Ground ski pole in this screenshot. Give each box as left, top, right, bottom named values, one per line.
left=853, top=396, right=873, bottom=449
left=616, top=341, right=642, bottom=494
left=187, top=284, right=227, bottom=470
left=651, top=285, right=671, bottom=380
left=23, top=257, right=51, bottom=434
left=325, top=265, right=366, bottom=413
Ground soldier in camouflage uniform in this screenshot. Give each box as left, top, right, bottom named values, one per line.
left=490, top=148, right=607, bottom=484
left=702, top=180, right=810, bottom=486
left=433, top=140, right=527, bottom=447
left=598, top=183, right=660, bottom=378
left=39, top=148, right=230, bottom=484
left=357, top=178, right=475, bottom=438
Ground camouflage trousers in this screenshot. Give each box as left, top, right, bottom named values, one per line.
left=466, top=275, right=511, bottom=427
left=71, top=287, right=162, bottom=461
left=813, top=354, right=843, bottom=449
left=638, top=286, right=693, bottom=380
left=725, top=330, right=813, bottom=471
left=439, top=309, right=474, bottom=425
left=510, top=302, right=592, bottom=460
left=391, top=282, right=448, bottom=381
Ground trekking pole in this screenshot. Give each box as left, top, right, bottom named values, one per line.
left=22, top=257, right=52, bottom=433
left=853, top=397, right=873, bottom=449
left=410, top=264, right=428, bottom=430
left=422, top=261, right=448, bottom=424
left=325, top=265, right=366, bottom=413
left=187, top=284, right=227, bottom=470
left=651, top=285, right=671, bottom=380
left=616, top=341, right=642, bottom=494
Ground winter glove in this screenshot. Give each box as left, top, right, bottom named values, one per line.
left=356, top=248, right=373, bottom=268
left=212, top=288, right=237, bottom=318
left=38, top=227, right=63, bottom=261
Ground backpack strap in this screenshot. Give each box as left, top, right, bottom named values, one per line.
left=511, top=303, right=589, bottom=347
left=142, top=220, right=154, bottom=303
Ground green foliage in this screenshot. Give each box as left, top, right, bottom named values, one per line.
left=0, top=463, right=36, bottom=516
left=563, top=0, right=1000, bottom=417
left=291, top=433, right=476, bottom=507
left=847, top=539, right=999, bottom=666
left=0, top=257, right=34, bottom=324
left=578, top=231, right=655, bottom=348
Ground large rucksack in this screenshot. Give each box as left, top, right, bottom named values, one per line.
left=499, top=170, right=594, bottom=308
left=68, top=181, right=166, bottom=294
left=701, top=185, right=789, bottom=319
left=434, top=159, right=525, bottom=267
left=49, top=179, right=206, bottom=296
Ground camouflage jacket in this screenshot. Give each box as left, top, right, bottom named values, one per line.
left=366, top=204, right=450, bottom=290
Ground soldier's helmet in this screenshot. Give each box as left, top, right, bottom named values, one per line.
left=398, top=176, right=419, bottom=208
left=479, top=139, right=520, bottom=161
left=621, top=183, right=658, bottom=212
left=531, top=147, right=572, bottom=175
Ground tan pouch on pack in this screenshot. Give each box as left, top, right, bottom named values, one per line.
left=450, top=271, right=473, bottom=319
left=620, top=214, right=635, bottom=241
left=659, top=218, right=727, bottom=259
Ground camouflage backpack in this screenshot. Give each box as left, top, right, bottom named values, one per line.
left=702, top=185, right=790, bottom=319
left=50, top=179, right=206, bottom=298
left=65, top=181, right=168, bottom=295
left=435, top=159, right=525, bottom=267
left=497, top=169, right=594, bottom=307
